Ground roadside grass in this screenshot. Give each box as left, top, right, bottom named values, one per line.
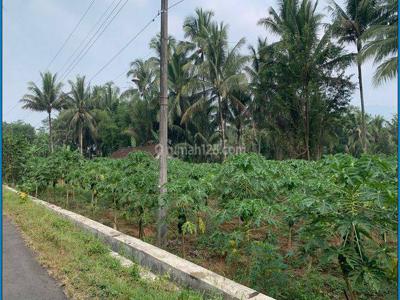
left=13, top=185, right=348, bottom=299
left=3, top=188, right=205, bottom=300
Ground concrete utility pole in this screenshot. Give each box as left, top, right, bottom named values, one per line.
left=157, top=0, right=168, bottom=247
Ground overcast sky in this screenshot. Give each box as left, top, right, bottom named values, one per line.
left=3, top=0, right=397, bottom=127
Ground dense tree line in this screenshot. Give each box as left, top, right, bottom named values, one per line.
left=3, top=2, right=397, bottom=298
left=16, top=0, right=397, bottom=161
left=3, top=137, right=397, bottom=299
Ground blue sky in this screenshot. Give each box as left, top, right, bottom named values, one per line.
left=3, top=0, right=397, bottom=127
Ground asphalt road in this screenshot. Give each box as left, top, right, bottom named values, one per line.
left=3, top=216, right=67, bottom=300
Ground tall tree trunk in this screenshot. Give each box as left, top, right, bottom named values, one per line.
left=48, top=111, right=53, bottom=153
left=236, top=122, right=241, bottom=153
left=305, top=98, right=310, bottom=160
left=79, top=123, right=83, bottom=156
left=217, top=95, right=226, bottom=159
left=185, top=122, right=188, bottom=145
left=357, top=41, right=367, bottom=153
left=316, top=118, right=324, bottom=160
left=251, top=120, right=257, bottom=153
left=303, top=84, right=311, bottom=160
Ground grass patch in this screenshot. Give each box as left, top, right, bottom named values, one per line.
left=3, top=188, right=205, bottom=300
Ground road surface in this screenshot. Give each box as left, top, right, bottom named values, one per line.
left=3, top=216, right=67, bottom=300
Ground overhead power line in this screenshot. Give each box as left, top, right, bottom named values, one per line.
left=57, top=0, right=120, bottom=76
left=168, top=0, right=186, bottom=10
left=112, top=69, right=128, bottom=82
left=61, top=0, right=128, bottom=81
left=90, top=0, right=188, bottom=83
left=60, top=0, right=129, bottom=81
left=89, top=11, right=161, bottom=82
left=4, top=101, right=21, bottom=116
left=111, top=50, right=153, bottom=82
left=47, top=0, right=96, bottom=70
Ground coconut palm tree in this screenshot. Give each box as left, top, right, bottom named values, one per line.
left=183, top=8, right=215, bottom=65
left=246, top=38, right=279, bottom=156
left=125, top=58, right=160, bottom=145
left=149, top=34, right=177, bottom=62
left=367, top=114, right=397, bottom=154
left=63, top=76, right=96, bottom=155
left=182, top=12, right=248, bottom=159
left=361, top=0, right=397, bottom=85
left=20, top=71, right=64, bottom=152
left=258, top=0, right=324, bottom=160
left=92, top=82, right=120, bottom=113
left=329, top=0, right=379, bottom=152
left=203, top=23, right=248, bottom=158
left=168, top=43, right=194, bottom=122
left=345, top=109, right=372, bottom=156
left=168, top=42, right=209, bottom=146
left=126, top=58, right=158, bottom=99
left=259, top=0, right=354, bottom=160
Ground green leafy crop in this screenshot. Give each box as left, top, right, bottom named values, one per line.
left=16, top=149, right=397, bottom=300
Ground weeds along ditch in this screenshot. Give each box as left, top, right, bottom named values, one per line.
left=13, top=149, right=398, bottom=300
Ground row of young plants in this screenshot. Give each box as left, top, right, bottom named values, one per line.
left=17, top=148, right=397, bottom=299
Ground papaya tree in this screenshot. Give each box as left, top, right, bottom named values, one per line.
left=98, top=160, right=124, bottom=230
left=120, top=152, right=158, bottom=239
left=292, top=154, right=397, bottom=299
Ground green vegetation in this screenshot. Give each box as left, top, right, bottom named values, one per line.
left=3, top=188, right=203, bottom=300
left=20, top=72, right=65, bottom=153
left=11, top=0, right=397, bottom=161
left=360, top=0, right=398, bottom=85
left=4, top=144, right=397, bottom=300
left=4, top=0, right=397, bottom=299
